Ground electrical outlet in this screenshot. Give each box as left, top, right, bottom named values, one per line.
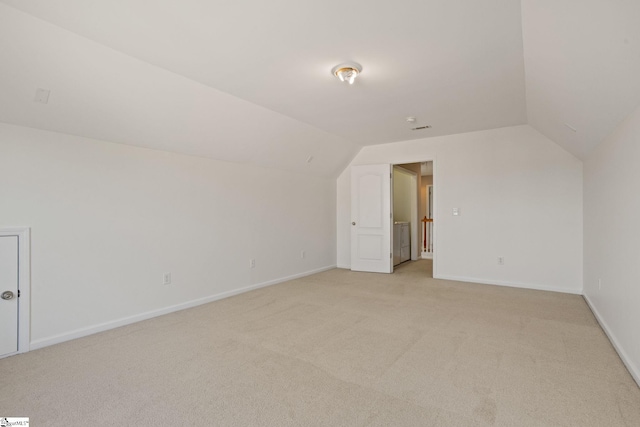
left=497, top=257, right=504, bottom=265
left=301, top=250, right=306, bottom=259
left=163, top=272, right=171, bottom=285
left=250, top=259, right=255, bottom=268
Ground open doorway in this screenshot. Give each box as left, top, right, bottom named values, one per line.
left=349, top=161, right=435, bottom=276
left=392, top=165, right=418, bottom=266
left=393, top=161, right=434, bottom=277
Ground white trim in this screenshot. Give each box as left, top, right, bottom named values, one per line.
left=434, top=273, right=582, bottom=295
left=392, top=165, right=419, bottom=262
left=30, top=264, right=336, bottom=350
left=0, top=227, right=30, bottom=357
left=583, top=294, right=640, bottom=387
left=431, top=159, right=438, bottom=279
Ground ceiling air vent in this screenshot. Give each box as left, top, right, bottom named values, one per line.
left=411, top=125, right=431, bottom=131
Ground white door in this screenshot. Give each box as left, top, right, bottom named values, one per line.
left=351, top=164, right=392, bottom=273
left=0, top=235, right=19, bottom=357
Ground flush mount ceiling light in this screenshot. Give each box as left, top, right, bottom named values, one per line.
left=331, top=62, right=362, bottom=85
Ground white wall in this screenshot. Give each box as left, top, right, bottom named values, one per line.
left=393, top=167, right=413, bottom=223
left=337, top=125, right=583, bottom=293
left=0, top=123, right=337, bottom=347
left=583, top=105, right=640, bottom=385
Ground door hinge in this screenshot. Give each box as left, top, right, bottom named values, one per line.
left=17, top=289, right=20, bottom=297
left=390, top=252, right=392, bottom=259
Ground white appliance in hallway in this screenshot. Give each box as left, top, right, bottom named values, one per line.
left=393, top=222, right=410, bottom=266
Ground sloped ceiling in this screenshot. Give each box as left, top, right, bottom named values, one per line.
left=1, top=0, right=639, bottom=174
left=0, top=3, right=359, bottom=178
left=522, top=0, right=640, bottom=159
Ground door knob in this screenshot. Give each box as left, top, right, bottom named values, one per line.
left=352, top=222, right=356, bottom=226
left=1, top=291, right=14, bottom=300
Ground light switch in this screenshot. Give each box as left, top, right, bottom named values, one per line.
left=452, top=207, right=460, bottom=216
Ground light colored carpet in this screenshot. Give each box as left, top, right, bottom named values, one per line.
left=1, top=260, right=639, bottom=426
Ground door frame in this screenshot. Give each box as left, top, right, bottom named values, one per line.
left=389, top=158, right=437, bottom=277
left=424, top=161, right=437, bottom=277
left=0, top=227, right=30, bottom=357
left=392, top=165, right=419, bottom=261
left=425, top=160, right=437, bottom=277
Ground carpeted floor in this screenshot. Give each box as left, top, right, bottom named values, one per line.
left=1, top=260, right=639, bottom=426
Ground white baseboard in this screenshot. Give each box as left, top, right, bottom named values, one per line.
left=583, top=294, right=640, bottom=387
left=30, top=264, right=336, bottom=350
left=434, top=274, right=583, bottom=295
left=421, top=252, right=433, bottom=259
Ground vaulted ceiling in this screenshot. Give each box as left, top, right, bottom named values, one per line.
left=1, top=1, right=639, bottom=176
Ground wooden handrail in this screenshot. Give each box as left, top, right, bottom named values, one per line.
left=422, top=216, right=434, bottom=253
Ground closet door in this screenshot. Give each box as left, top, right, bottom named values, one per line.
left=0, top=235, right=19, bottom=357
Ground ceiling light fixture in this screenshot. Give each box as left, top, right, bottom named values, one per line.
left=331, top=62, right=362, bottom=85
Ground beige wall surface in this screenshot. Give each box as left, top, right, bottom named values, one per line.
left=583, top=105, right=640, bottom=385
left=0, top=123, right=337, bottom=347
